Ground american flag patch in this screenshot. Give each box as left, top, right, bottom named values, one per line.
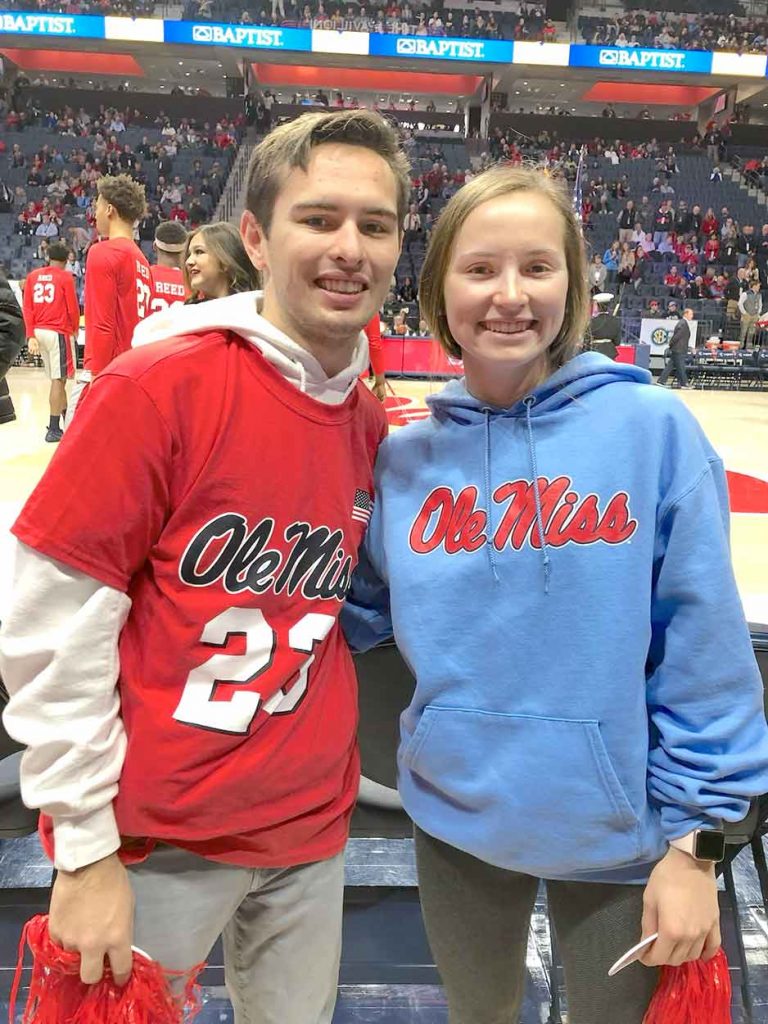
left=352, top=488, right=374, bottom=525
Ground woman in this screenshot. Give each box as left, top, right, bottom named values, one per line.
left=617, top=242, right=635, bottom=284
left=701, top=207, right=719, bottom=238
left=343, top=166, right=768, bottom=1024
left=183, top=222, right=258, bottom=301
left=602, top=241, right=620, bottom=275
left=398, top=275, right=418, bottom=303
left=588, top=253, right=607, bottom=293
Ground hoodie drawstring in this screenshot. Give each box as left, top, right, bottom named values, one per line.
left=483, top=410, right=500, bottom=584
left=524, top=396, right=552, bottom=595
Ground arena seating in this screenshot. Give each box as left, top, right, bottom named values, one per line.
left=579, top=6, right=768, bottom=53
left=0, top=118, right=239, bottom=285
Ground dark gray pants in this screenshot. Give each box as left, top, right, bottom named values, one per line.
left=658, top=351, right=689, bottom=387
left=415, top=827, right=659, bottom=1024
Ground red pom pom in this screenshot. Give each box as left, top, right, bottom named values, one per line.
left=643, top=948, right=732, bottom=1024
left=9, top=915, right=206, bottom=1024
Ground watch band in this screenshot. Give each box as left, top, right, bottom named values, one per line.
left=670, top=832, right=696, bottom=857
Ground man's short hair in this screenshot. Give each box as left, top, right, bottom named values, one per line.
left=48, top=241, right=69, bottom=262
left=97, top=174, right=146, bottom=224
left=245, top=110, right=411, bottom=235
left=155, top=220, right=188, bottom=253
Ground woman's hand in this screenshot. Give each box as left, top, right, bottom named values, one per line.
left=639, top=847, right=721, bottom=968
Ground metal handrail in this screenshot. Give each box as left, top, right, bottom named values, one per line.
left=214, top=138, right=255, bottom=225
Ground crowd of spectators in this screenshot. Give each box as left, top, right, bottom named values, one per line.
left=0, top=99, right=242, bottom=298
left=198, top=0, right=555, bottom=41
left=4, top=0, right=557, bottom=43
left=580, top=8, right=768, bottom=54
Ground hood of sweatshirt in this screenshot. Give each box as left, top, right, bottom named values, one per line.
left=131, top=290, right=369, bottom=405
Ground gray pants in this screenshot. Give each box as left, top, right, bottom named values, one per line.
left=658, top=351, right=689, bottom=387
left=128, top=844, right=345, bottom=1024
left=415, top=828, right=659, bottom=1024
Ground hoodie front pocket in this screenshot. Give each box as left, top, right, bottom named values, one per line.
left=402, top=707, right=641, bottom=875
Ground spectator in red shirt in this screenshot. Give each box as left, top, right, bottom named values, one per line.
left=705, top=234, right=721, bottom=263
left=701, top=208, right=719, bottom=237
left=664, top=265, right=684, bottom=292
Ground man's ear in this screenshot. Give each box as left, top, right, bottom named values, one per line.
left=240, top=209, right=268, bottom=273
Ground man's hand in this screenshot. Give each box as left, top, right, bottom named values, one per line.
left=639, top=846, right=721, bottom=968
left=27, top=337, right=39, bottom=356
left=371, top=374, right=387, bottom=403
left=48, top=852, right=135, bottom=985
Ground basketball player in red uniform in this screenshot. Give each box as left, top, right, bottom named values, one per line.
left=0, top=110, right=410, bottom=1024
left=65, top=175, right=151, bottom=426
left=149, top=220, right=188, bottom=313
left=23, top=241, right=80, bottom=441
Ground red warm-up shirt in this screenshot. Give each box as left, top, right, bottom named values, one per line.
left=14, top=330, right=387, bottom=868
left=84, top=237, right=151, bottom=375
left=149, top=264, right=188, bottom=313
left=364, top=313, right=385, bottom=377
left=23, top=266, right=80, bottom=338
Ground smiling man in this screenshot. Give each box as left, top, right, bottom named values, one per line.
left=0, top=110, right=409, bottom=1024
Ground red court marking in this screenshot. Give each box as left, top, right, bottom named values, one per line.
left=726, top=472, right=768, bottom=514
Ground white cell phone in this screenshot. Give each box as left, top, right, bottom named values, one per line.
left=608, top=933, right=659, bottom=977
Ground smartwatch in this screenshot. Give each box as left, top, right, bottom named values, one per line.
left=670, top=829, right=726, bottom=863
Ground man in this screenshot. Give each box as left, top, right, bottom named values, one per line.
left=616, top=200, right=635, bottom=244
left=652, top=201, right=673, bottom=249
left=22, top=241, right=80, bottom=441
left=149, top=220, right=188, bottom=314
left=81, top=173, right=151, bottom=379
left=737, top=224, right=756, bottom=269
left=0, top=110, right=409, bottom=1024
left=738, top=281, right=763, bottom=348
left=658, top=308, right=694, bottom=388
left=588, top=293, right=620, bottom=360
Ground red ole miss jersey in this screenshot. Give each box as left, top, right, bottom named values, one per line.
left=14, top=332, right=387, bottom=868
left=23, top=266, right=80, bottom=338
left=84, top=237, right=151, bottom=375
left=149, top=265, right=187, bottom=313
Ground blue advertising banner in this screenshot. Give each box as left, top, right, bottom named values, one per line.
left=164, top=20, right=312, bottom=51
left=568, top=44, right=713, bottom=74
left=369, top=33, right=512, bottom=63
left=0, top=10, right=105, bottom=38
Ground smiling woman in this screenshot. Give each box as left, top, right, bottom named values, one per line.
left=182, top=222, right=258, bottom=301
left=342, top=163, right=768, bottom=1024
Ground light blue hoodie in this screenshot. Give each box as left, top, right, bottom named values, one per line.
left=343, top=353, right=768, bottom=883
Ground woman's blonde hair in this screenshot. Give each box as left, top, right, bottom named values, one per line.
left=419, top=165, right=590, bottom=370
left=183, top=222, right=259, bottom=298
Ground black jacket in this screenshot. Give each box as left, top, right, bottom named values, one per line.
left=669, top=317, right=691, bottom=354
left=0, top=273, right=24, bottom=424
